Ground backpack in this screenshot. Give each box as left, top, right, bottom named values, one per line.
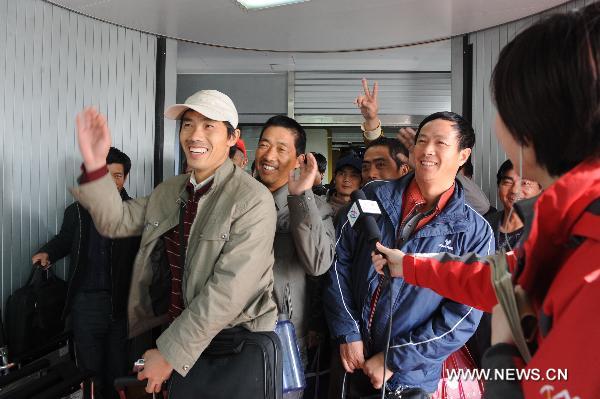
left=5, top=266, right=67, bottom=358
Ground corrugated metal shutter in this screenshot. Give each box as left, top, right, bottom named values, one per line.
left=0, top=0, right=156, bottom=309
left=293, top=71, right=450, bottom=126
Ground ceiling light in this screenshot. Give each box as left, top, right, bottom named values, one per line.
left=236, top=0, right=310, bottom=11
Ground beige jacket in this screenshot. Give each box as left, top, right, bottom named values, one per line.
left=70, top=159, right=278, bottom=377
left=272, top=185, right=335, bottom=340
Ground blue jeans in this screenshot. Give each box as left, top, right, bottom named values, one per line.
left=71, top=291, right=128, bottom=399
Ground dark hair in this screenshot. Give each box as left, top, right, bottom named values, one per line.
left=311, top=152, right=327, bottom=174
left=224, top=121, right=236, bottom=139
left=496, top=159, right=514, bottom=186
left=107, top=147, right=131, bottom=176
left=461, top=156, right=474, bottom=178
left=492, top=3, right=600, bottom=176
left=260, top=115, right=306, bottom=155
left=229, top=146, right=238, bottom=159
left=366, top=137, right=409, bottom=170
left=416, top=111, right=475, bottom=150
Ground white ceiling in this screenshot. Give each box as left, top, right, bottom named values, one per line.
left=47, top=0, right=568, bottom=73
left=177, top=40, right=452, bottom=73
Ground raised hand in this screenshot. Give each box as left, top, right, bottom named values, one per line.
left=371, top=242, right=405, bottom=278
left=288, top=152, right=319, bottom=196
left=76, top=107, right=112, bottom=172
left=354, top=78, right=380, bottom=130
left=396, top=127, right=417, bottom=168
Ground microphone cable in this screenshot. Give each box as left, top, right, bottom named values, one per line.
left=380, top=266, right=393, bottom=399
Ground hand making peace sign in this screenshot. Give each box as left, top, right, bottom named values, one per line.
left=355, top=78, right=380, bottom=130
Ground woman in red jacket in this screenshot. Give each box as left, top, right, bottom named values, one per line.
left=373, top=4, right=600, bottom=399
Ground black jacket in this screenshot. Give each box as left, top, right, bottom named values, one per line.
left=38, top=189, right=141, bottom=318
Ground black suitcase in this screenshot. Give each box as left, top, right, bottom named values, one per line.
left=0, top=358, right=92, bottom=399
left=5, top=265, right=67, bottom=358
left=168, top=327, right=283, bottom=399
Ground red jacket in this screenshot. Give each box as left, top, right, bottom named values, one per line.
left=401, top=159, right=600, bottom=399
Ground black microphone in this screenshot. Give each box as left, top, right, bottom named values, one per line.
left=347, top=189, right=390, bottom=279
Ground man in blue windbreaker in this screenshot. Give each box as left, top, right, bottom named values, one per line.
left=324, top=111, right=494, bottom=398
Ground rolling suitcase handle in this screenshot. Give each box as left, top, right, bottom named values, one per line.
left=114, top=375, right=167, bottom=399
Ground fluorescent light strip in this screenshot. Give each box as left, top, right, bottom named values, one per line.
left=236, top=0, right=310, bottom=11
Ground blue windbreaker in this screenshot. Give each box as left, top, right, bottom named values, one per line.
left=324, top=173, right=494, bottom=392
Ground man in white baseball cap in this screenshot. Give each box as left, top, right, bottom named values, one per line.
left=70, top=90, right=278, bottom=394
left=164, top=89, right=239, bottom=128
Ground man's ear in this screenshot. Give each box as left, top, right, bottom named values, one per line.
left=458, top=148, right=472, bottom=167
left=227, top=128, right=241, bottom=146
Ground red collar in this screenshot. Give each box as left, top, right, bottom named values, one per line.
left=401, top=178, right=455, bottom=231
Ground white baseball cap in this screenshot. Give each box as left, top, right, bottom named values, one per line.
left=164, top=90, right=239, bottom=128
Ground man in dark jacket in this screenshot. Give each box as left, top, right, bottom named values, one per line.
left=32, top=147, right=140, bottom=399
left=324, top=112, right=494, bottom=398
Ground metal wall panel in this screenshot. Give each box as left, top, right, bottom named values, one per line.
left=450, top=36, right=463, bottom=115
left=0, top=0, right=156, bottom=310
left=293, top=71, right=451, bottom=126
left=177, top=74, right=288, bottom=125
left=453, top=0, right=591, bottom=209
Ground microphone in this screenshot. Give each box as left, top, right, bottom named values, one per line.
left=347, top=189, right=390, bottom=279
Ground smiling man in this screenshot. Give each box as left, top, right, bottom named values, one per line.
left=486, top=160, right=542, bottom=252
left=324, top=111, right=493, bottom=398
left=70, top=90, right=278, bottom=395
left=254, top=115, right=335, bottom=363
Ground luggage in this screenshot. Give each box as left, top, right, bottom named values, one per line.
left=0, top=331, right=88, bottom=399
left=5, top=265, right=67, bottom=358
left=168, top=327, right=283, bottom=399
left=114, top=376, right=167, bottom=399
left=0, top=359, right=92, bottom=399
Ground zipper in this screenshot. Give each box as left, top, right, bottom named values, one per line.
left=63, top=204, right=84, bottom=318
left=365, top=207, right=423, bottom=343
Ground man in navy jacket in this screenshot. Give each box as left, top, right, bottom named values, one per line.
left=324, top=112, right=494, bottom=398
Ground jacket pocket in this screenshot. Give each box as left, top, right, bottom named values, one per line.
left=196, top=223, right=231, bottom=242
